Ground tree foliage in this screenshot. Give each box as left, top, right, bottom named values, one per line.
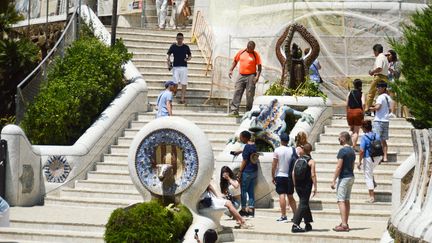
left=0, top=2, right=38, bottom=124
left=389, top=5, right=432, bottom=129
left=21, top=37, right=132, bottom=145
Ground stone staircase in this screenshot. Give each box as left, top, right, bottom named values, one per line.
left=221, top=115, right=413, bottom=242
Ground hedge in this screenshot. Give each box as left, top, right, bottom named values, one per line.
left=104, top=201, right=193, bottom=243
left=21, top=36, right=132, bottom=145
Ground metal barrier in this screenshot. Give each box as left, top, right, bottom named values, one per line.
left=15, top=9, right=79, bottom=123
left=191, top=10, right=214, bottom=76
left=0, top=140, right=7, bottom=198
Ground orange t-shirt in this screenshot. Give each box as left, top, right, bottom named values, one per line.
left=234, top=49, right=262, bottom=75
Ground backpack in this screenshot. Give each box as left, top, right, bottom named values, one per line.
left=288, top=147, right=298, bottom=176
left=293, top=155, right=311, bottom=181
left=366, top=134, right=383, bottom=158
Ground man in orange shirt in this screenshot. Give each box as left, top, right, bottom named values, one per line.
left=229, top=41, right=262, bottom=116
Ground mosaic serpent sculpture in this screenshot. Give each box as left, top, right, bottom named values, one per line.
left=275, top=23, right=320, bottom=89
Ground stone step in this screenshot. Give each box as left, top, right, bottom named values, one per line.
left=330, top=117, right=413, bottom=126
left=116, top=136, right=228, bottom=149
left=148, top=94, right=213, bottom=105
left=126, top=45, right=201, bottom=53
left=137, top=111, right=240, bottom=122
left=123, top=39, right=198, bottom=48
left=61, top=187, right=142, bottom=201
left=324, top=124, right=413, bottom=134
left=132, top=58, right=208, bottom=67
left=315, top=142, right=414, bottom=153
left=10, top=219, right=105, bottom=233
left=123, top=127, right=234, bottom=140
left=116, top=27, right=192, bottom=36
left=319, top=133, right=413, bottom=144
left=311, top=150, right=410, bottom=162
left=312, top=160, right=400, bottom=170
left=147, top=86, right=210, bottom=97
left=117, top=32, right=193, bottom=42
left=130, top=119, right=238, bottom=130
left=273, top=196, right=392, bottom=211
left=315, top=178, right=392, bottom=191
left=0, top=227, right=103, bottom=243
left=148, top=102, right=232, bottom=113
left=137, top=66, right=210, bottom=76
left=74, top=178, right=135, bottom=191
left=257, top=208, right=390, bottom=221
left=305, top=188, right=391, bottom=202
left=141, top=70, right=209, bottom=78
left=131, top=52, right=206, bottom=62
left=45, top=195, right=139, bottom=208
left=87, top=170, right=132, bottom=181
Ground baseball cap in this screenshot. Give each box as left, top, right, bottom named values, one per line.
left=279, top=133, right=290, bottom=143
left=376, top=81, right=387, bottom=88
left=165, top=80, right=176, bottom=88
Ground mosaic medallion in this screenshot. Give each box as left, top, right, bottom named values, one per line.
left=43, top=155, right=71, bottom=183
left=135, top=129, right=199, bottom=196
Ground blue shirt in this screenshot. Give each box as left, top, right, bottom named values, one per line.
left=242, top=144, right=258, bottom=172
left=309, top=60, right=320, bottom=83
left=156, top=90, right=173, bottom=118
left=0, top=196, right=9, bottom=212
left=360, top=132, right=381, bottom=158
left=336, top=146, right=355, bottom=179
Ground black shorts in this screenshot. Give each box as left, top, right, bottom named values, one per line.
left=275, top=176, right=294, bottom=195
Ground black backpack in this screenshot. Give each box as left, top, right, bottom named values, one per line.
left=366, top=134, right=383, bottom=158
left=288, top=147, right=298, bottom=177
left=294, top=155, right=311, bottom=181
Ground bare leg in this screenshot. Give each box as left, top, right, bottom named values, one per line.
left=382, top=140, right=388, bottom=161
left=225, top=201, right=245, bottom=224
left=368, top=189, right=375, bottom=201
left=337, top=201, right=348, bottom=226
left=279, top=194, right=287, bottom=217
left=345, top=201, right=350, bottom=225
left=181, top=85, right=186, bottom=103
left=287, top=194, right=297, bottom=214
left=352, top=126, right=360, bottom=148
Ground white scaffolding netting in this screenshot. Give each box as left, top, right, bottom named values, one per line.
left=203, top=0, right=428, bottom=83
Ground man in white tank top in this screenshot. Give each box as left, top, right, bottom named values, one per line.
left=272, top=133, right=297, bottom=222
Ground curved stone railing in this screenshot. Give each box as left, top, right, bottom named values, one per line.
left=386, top=129, right=432, bottom=242
left=216, top=95, right=332, bottom=207
left=0, top=5, right=148, bottom=206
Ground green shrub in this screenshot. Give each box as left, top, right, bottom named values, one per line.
left=264, top=79, right=327, bottom=100
left=104, top=201, right=193, bottom=243
left=389, top=5, right=432, bottom=129
left=21, top=36, right=132, bottom=145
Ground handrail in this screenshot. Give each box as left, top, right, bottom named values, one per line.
left=17, top=9, right=77, bottom=89
left=191, top=10, right=213, bottom=76
left=15, top=8, right=78, bottom=122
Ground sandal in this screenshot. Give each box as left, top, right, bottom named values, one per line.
left=367, top=198, right=375, bottom=203
left=236, top=223, right=253, bottom=229
left=333, top=223, right=349, bottom=232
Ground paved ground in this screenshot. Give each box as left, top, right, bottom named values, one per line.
left=220, top=212, right=387, bottom=242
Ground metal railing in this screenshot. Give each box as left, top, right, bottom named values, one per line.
left=15, top=9, right=79, bottom=123
left=191, top=10, right=213, bottom=76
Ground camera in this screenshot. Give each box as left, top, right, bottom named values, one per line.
left=194, top=228, right=199, bottom=235
left=230, top=151, right=236, bottom=156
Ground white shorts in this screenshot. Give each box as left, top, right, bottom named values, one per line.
left=172, top=66, right=188, bottom=85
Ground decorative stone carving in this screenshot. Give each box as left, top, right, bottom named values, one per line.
left=43, top=155, right=71, bottom=183
left=388, top=129, right=432, bottom=242
left=128, top=116, right=216, bottom=242
left=19, top=165, right=34, bottom=193
left=135, top=129, right=199, bottom=196
left=275, top=23, right=320, bottom=89
left=236, top=98, right=314, bottom=149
